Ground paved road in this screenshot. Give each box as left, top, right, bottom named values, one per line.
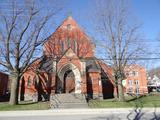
left=0, top=108, right=160, bottom=120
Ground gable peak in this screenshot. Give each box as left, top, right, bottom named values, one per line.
left=61, top=16, right=77, bottom=27
left=67, top=15, right=73, bottom=20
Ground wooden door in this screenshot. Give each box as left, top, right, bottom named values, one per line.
left=64, top=70, right=75, bottom=93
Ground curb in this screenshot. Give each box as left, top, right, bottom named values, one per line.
left=0, top=108, right=160, bottom=117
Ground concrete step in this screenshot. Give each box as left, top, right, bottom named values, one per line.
left=50, top=93, right=88, bottom=109
left=51, top=93, right=86, bottom=103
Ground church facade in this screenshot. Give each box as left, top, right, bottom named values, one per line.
left=20, top=16, right=115, bottom=101
left=20, top=16, right=147, bottom=101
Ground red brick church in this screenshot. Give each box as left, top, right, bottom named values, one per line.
left=20, top=16, right=148, bottom=101
left=20, top=16, right=115, bottom=101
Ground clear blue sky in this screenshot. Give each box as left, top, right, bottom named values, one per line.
left=132, top=0, right=160, bottom=40
left=54, top=0, right=160, bottom=69
left=54, top=0, right=160, bottom=41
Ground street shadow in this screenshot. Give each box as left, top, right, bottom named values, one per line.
left=127, top=107, right=144, bottom=120
left=82, top=107, right=160, bottom=120
left=84, top=96, right=160, bottom=120
left=126, top=95, right=144, bottom=102
left=19, top=101, right=38, bottom=105
left=150, top=107, right=160, bottom=120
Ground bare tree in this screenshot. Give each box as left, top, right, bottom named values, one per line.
left=0, top=0, right=63, bottom=105
left=92, top=0, right=144, bottom=101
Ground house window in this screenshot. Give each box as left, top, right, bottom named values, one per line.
left=130, top=71, right=138, bottom=76
left=27, top=76, right=32, bottom=86
left=135, top=80, right=139, bottom=85
left=128, top=80, right=133, bottom=86
left=125, top=72, right=129, bottom=77
left=133, top=71, right=138, bottom=76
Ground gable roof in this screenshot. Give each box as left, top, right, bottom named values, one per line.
left=43, top=16, right=93, bottom=45
left=86, top=57, right=101, bottom=73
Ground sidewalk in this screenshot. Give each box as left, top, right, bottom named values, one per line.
left=0, top=108, right=160, bottom=117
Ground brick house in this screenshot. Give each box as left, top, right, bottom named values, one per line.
left=20, top=16, right=148, bottom=101
left=124, top=65, right=148, bottom=95
left=0, top=72, right=9, bottom=96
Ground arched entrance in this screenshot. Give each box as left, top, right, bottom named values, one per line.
left=57, top=63, right=81, bottom=94
left=64, top=70, right=75, bottom=93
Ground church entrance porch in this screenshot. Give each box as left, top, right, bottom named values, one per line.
left=56, top=63, right=82, bottom=94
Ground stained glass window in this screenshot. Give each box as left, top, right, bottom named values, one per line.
left=68, top=37, right=71, bottom=48
left=27, top=76, right=32, bottom=86
left=74, top=40, right=77, bottom=53
left=61, top=41, right=64, bottom=53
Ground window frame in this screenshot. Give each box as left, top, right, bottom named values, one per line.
left=61, top=41, right=65, bottom=53
left=128, top=80, right=133, bottom=86
left=73, top=40, right=77, bottom=53
left=66, top=24, right=71, bottom=30
left=67, top=37, right=71, bottom=48
left=135, top=80, right=139, bottom=85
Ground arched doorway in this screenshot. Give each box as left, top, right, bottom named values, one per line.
left=57, top=63, right=81, bottom=94
left=64, top=70, right=75, bottom=93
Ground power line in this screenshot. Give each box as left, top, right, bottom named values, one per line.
left=0, top=55, right=160, bottom=60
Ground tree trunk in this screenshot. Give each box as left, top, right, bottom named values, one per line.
left=117, top=78, right=125, bottom=102
left=113, top=86, right=118, bottom=100
left=9, top=72, right=20, bottom=105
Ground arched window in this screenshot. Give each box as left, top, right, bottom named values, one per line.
left=68, top=37, right=71, bottom=48
left=67, top=24, right=71, bottom=30
left=61, top=41, right=65, bottom=53
left=27, top=76, right=32, bottom=86
left=33, top=76, right=37, bottom=86
left=73, top=40, right=77, bottom=53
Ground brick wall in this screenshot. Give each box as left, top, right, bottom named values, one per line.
left=0, top=72, right=9, bottom=96
left=124, top=65, right=148, bottom=95
left=43, top=16, right=94, bottom=58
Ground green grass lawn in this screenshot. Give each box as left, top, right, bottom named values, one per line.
left=0, top=101, right=49, bottom=111
left=0, top=94, right=160, bottom=110
left=89, top=94, right=160, bottom=108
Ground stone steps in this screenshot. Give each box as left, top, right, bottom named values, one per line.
left=50, top=93, right=88, bottom=109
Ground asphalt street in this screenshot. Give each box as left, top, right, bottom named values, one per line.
left=0, top=108, right=160, bottom=120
